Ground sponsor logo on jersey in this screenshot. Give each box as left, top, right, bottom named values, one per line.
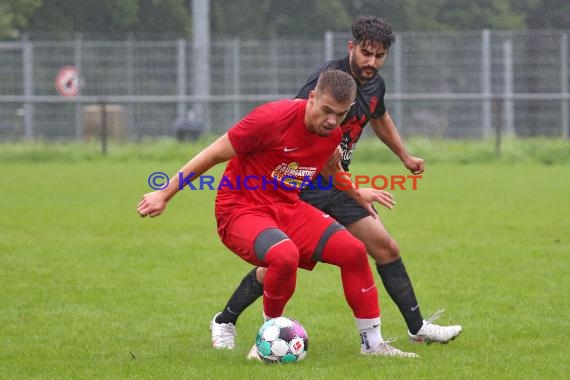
left=271, top=162, right=317, bottom=188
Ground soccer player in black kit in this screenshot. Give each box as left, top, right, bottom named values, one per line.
left=211, top=16, right=462, bottom=356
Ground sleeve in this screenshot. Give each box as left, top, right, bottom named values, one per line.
left=227, top=102, right=279, bottom=155
left=295, top=69, right=319, bottom=99
left=372, top=76, right=387, bottom=119
left=295, top=61, right=336, bottom=99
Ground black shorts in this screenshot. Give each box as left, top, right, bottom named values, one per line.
left=300, top=175, right=374, bottom=226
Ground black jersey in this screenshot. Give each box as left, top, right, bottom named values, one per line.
left=296, top=56, right=387, bottom=170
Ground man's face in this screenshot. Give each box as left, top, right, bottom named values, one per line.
left=348, top=41, right=388, bottom=84
left=306, top=91, right=354, bottom=137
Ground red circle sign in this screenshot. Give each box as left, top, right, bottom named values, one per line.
left=55, top=66, right=79, bottom=97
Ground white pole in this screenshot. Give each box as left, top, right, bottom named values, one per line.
left=74, top=34, right=83, bottom=140
left=192, top=0, right=210, bottom=133
left=177, top=38, right=187, bottom=121
left=22, top=35, right=34, bottom=140
left=481, top=29, right=492, bottom=138
left=324, top=31, right=334, bottom=62
left=561, top=33, right=568, bottom=139
left=393, top=33, right=403, bottom=134
left=503, top=39, right=515, bottom=137
left=232, top=38, right=241, bottom=122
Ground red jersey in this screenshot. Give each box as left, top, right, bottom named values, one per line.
left=215, top=99, right=342, bottom=213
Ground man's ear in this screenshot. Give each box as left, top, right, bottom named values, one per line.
left=308, top=89, right=316, bottom=104
left=348, top=40, right=355, bottom=53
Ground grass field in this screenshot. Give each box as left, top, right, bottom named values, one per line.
left=1, top=140, right=569, bottom=379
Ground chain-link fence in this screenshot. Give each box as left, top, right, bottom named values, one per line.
left=0, top=30, right=568, bottom=141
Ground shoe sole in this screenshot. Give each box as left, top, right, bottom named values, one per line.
left=361, top=352, right=420, bottom=358
left=409, top=328, right=463, bottom=345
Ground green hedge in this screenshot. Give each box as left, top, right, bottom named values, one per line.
left=0, top=136, right=568, bottom=165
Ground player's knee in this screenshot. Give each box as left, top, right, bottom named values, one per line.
left=376, top=237, right=400, bottom=262
left=255, top=267, right=268, bottom=284
left=343, top=239, right=368, bottom=268
left=385, top=237, right=400, bottom=259
left=325, top=232, right=367, bottom=268
left=367, top=235, right=400, bottom=263
left=265, top=240, right=299, bottom=278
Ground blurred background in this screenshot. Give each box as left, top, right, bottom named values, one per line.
left=0, top=0, right=568, bottom=142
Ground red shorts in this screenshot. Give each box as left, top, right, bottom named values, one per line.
left=216, top=201, right=339, bottom=270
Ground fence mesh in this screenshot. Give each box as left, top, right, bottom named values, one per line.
left=0, top=30, right=567, bottom=140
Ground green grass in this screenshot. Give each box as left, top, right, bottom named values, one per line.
left=1, top=143, right=569, bottom=379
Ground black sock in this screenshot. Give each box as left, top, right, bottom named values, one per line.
left=215, top=268, right=263, bottom=325
left=377, top=258, right=424, bottom=334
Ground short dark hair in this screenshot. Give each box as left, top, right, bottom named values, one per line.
left=352, top=16, right=395, bottom=50
left=315, top=69, right=356, bottom=104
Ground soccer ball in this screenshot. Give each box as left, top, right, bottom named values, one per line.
left=255, top=317, right=308, bottom=363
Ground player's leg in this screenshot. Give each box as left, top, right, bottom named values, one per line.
left=214, top=267, right=264, bottom=326
left=211, top=266, right=266, bottom=349
left=326, top=185, right=461, bottom=344
left=290, top=203, right=417, bottom=357
left=215, top=181, right=336, bottom=337
left=256, top=230, right=300, bottom=318
left=213, top=211, right=301, bottom=349
left=212, top=211, right=299, bottom=348
left=347, top=215, right=423, bottom=331
left=347, top=213, right=462, bottom=343
left=318, top=227, right=418, bottom=357
left=315, top=188, right=427, bottom=331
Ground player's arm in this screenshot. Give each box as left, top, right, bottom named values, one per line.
left=137, top=134, right=236, bottom=218
left=320, top=151, right=395, bottom=218
left=370, top=111, right=424, bottom=175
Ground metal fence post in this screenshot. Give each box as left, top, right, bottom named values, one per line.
left=561, top=33, right=568, bottom=139
left=270, top=39, right=279, bottom=93
left=494, top=97, right=502, bottom=156
left=324, top=31, right=334, bottom=62
left=232, top=38, right=241, bottom=122
left=22, top=35, right=34, bottom=140
left=177, top=38, right=187, bottom=122
left=192, top=0, right=210, bottom=134
left=74, top=34, right=83, bottom=140
left=99, top=98, right=108, bottom=155
left=481, top=29, right=492, bottom=138
left=126, top=34, right=135, bottom=139
left=503, top=39, right=515, bottom=137
left=392, top=33, right=403, bottom=134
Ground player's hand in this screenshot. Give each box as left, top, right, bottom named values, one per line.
left=404, top=155, right=425, bottom=175
left=354, top=188, right=396, bottom=218
left=137, top=191, right=168, bottom=218
left=323, top=146, right=342, bottom=173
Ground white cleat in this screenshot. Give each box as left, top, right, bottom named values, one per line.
left=210, top=312, right=236, bottom=349
left=408, top=309, right=463, bottom=344
left=247, top=344, right=261, bottom=361
left=361, top=338, right=420, bottom=358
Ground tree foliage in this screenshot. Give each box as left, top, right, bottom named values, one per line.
left=0, top=0, right=43, bottom=38
left=436, top=0, right=526, bottom=30
left=7, top=0, right=191, bottom=39
left=211, top=0, right=351, bottom=38
left=512, top=0, right=570, bottom=29
left=0, top=0, right=567, bottom=40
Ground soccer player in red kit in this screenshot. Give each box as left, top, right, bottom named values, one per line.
left=137, top=69, right=418, bottom=357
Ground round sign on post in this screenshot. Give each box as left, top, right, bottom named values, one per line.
left=55, top=66, right=79, bottom=97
